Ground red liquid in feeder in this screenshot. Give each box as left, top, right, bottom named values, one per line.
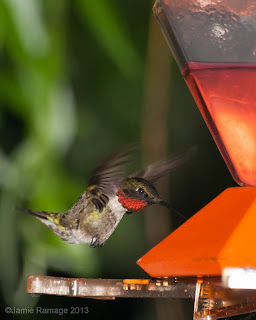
left=183, top=62, right=256, bottom=186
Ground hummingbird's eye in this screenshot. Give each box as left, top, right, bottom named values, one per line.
left=137, top=187, right=145, bottom=195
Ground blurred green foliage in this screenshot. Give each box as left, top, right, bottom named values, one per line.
left=0, top=0, right=235, bottom=319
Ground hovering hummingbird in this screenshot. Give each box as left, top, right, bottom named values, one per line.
left=22, top=147, right=190, bottom=247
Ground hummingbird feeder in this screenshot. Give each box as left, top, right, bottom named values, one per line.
left=27, top=1, right=256, bottom=319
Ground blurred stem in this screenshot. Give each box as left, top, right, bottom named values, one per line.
left=141, top=14, right=172, bottom=247
left=141, top=12, right=185, bottom=320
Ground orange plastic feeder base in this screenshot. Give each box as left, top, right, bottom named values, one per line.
left=137, top=187, right=256, bottom=277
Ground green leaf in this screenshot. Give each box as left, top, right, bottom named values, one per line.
left=76, top=0, right=142, bottom=77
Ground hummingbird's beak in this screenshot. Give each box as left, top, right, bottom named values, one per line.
left=157, top=200, right=187, bottom=221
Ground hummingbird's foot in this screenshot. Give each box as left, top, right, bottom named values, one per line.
left=90, top=236, right=99, bottom=248
left=126, top=211, right=133, bottom=215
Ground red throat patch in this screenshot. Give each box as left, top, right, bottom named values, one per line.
left=116, top=189, right=149, bottom=212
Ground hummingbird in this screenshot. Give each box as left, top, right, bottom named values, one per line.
left=21, top=147, right=190, bottom=248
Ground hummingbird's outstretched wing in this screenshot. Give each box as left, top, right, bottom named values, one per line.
left=86, top=146, right=134, bottom=212
left=131, top=147, right=196, bottom=184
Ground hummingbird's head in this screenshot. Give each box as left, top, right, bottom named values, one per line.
left=116, top=177, right=169, bottom=213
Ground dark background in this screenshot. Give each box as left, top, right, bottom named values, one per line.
left=0, top=0, right=236, bottom=319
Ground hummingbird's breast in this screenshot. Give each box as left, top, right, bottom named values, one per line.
left=98, top=195, right=127, bottom=243
left=75, top=195, right=126, bottom=245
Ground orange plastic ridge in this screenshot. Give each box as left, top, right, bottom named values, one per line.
left=123, top=279, right=150, bottom=285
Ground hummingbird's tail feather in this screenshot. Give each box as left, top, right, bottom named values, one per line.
left=18, top=208, right=58, bottom=219
left=19, top=207, right=63, bottom=227
left=19, top=207, right=80, bottom=243
left=18, top=208, right=54, bottom=220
